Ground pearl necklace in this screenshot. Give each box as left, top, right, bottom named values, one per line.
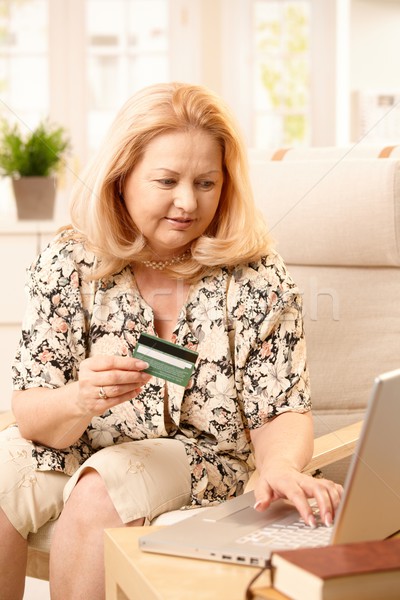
left=141, top=250, right=191, bottom=271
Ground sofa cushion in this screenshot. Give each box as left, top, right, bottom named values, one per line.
left=247, top=144, right=400, bottom=162
left=249, top=155, right=400, bottom=484
left=28, top=520, right=55, bottom=553
left=289, top=263, right=400, bottom=416
left=250, top=158, right=400, bottom=267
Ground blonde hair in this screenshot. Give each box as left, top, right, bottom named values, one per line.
left=69, top=82, right=272, bottom=281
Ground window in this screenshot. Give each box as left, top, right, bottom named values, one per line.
left=0, top=0, right=176, bottom=171
left=0, top=0, right=49, bottom=128
left=220, top=0, right=312, bottom=149
left=86, top=0, right=170, bottom=154
left=251, top=0, right=311, bottom=148
left=0, top=0, right=343, bottom=188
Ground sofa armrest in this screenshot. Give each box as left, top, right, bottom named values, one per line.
left=245, top=420, right=363, bottom=492
left=303, top=420, right=363, bottom=475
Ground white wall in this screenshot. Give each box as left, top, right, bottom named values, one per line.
left=310, top=0, right=351, bottom=146
left=351, top=0, right=400, bottom=90
left=350, top=0, right=400, bottom=141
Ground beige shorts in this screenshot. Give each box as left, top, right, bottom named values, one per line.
left=0, top=426, right=191, bottom=538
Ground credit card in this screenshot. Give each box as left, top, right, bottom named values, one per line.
left=133, top=332, right=198, bottom=387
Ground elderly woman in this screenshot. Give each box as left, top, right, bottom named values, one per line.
left=0, top=82, right=341, bottom=600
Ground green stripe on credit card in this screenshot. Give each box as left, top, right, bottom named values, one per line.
left=133, top=332, right=198, bottom=387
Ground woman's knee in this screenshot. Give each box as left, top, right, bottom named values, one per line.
left=62, top=468, right=121, bottom=525
left=61, top=439, right=191, bottom=526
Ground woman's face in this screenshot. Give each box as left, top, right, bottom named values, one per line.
left=123, top=129, right=224, bottom=258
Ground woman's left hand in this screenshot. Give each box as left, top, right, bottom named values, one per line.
left=250, top=412, right=343, bottom=528
left=253, top=463, right=343, bottom=528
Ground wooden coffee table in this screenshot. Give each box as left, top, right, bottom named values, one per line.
left=104, top=526, right=284, bottom=600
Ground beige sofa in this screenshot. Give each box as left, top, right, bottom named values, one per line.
left=1, top=144, right=399, bottom=582
left=249, top=145, right=400, bottom=480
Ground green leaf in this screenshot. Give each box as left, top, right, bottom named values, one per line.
left=0, top=119, right=70, bottom=177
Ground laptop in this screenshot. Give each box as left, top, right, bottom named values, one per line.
left=139, top=369, right=400, bottom=566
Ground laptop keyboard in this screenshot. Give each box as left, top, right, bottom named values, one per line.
left=235, top=508, right=332, bottom=549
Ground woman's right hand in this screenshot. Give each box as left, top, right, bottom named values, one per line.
left=76, top=355, right=151, bottom=417
left=12, top=355, right=152, bottom=448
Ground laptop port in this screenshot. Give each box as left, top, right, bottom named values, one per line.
left=222, top=555, right=232, bottom=560
left=250, top=558, right=259, bottom=565
left=237, top=556, right=246, bottom=562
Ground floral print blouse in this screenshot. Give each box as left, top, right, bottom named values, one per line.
left=12, top=232, right=310, bottom=506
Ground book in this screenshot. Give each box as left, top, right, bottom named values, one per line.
left=269, top=537, right=400, bottom=600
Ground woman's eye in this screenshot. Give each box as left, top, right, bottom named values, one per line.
left=157, top=178, right=176, bottom=186
left=197, top=180, right=214, bottom=190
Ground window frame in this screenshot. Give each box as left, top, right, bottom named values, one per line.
left=220, top=0, right=351, bottom=148
left=48, top=0, right=201, bottom=170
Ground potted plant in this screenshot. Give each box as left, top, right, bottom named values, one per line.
left=0, top=119, right=70, bottom=220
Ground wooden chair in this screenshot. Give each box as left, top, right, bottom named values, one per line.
left=0, top=409, right=363, bottom=581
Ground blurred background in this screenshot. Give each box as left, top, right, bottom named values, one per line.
left=1, top=0, right=400, bottom=195
left=1, top=2, right=400, bottom=596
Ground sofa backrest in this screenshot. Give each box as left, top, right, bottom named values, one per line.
left=249, top=152, right=400, bottom=453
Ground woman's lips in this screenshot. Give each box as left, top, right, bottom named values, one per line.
left=165, top=217, right=194, bottom=229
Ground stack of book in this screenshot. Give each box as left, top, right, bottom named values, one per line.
left=249, top=537, right=400, bottom=600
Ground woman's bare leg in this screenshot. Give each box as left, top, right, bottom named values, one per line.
left=0, top=508, right=28, bottom=600
left=49, top=468, right=143, bottom=600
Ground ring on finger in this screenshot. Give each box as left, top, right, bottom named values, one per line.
left=98, top=386, right=108, bottom=400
